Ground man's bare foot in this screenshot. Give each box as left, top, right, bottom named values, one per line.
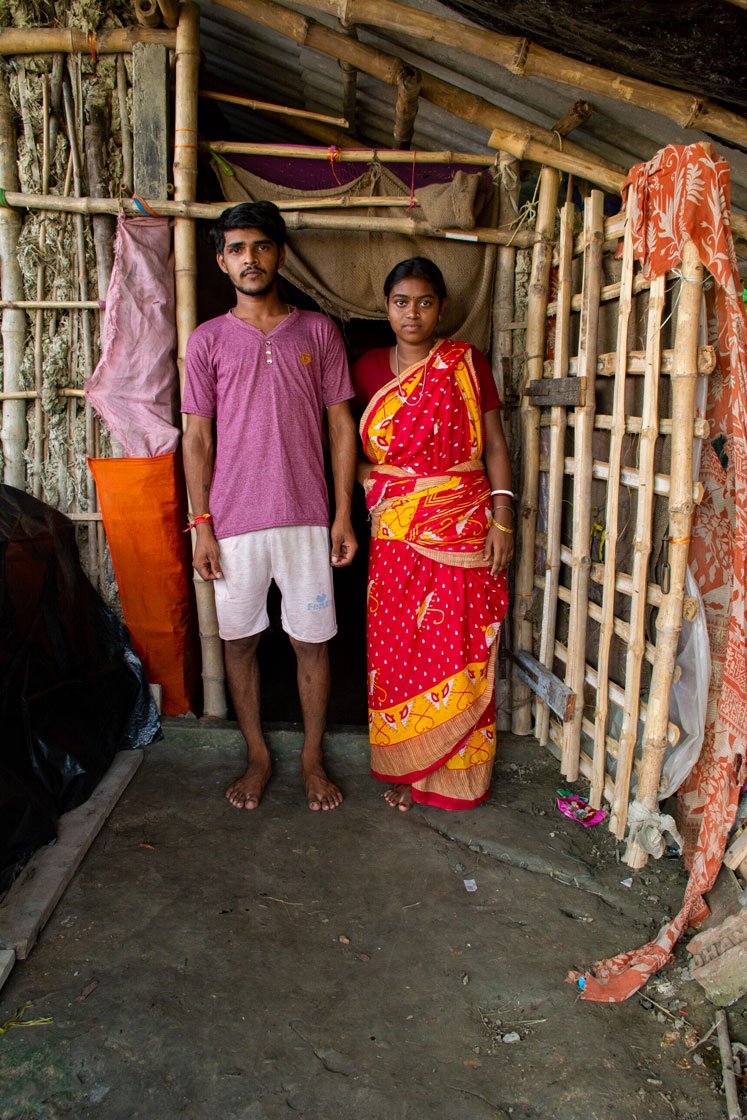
left=384, top=785, right=413, bottom=812
left=225, top=757, right=272, bottom=810
left=302, top=762, right=343, bottom=811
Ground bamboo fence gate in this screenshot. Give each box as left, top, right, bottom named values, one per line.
left=513, top=180, right=708, bottom=868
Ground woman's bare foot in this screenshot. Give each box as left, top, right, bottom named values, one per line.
left=225, top=757, right=272, bottom=810
left=384, top=785, right=413, bottom=811
left=302, top=762, right=343, bottom=811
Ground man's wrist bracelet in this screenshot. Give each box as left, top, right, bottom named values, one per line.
left=185, top=512, right=213, bottom=532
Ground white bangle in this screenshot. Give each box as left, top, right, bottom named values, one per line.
left=490, top=489, right=514, bottom=498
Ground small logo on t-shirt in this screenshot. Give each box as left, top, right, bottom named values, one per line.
left=299, top=352, right=312, bottom=365
left=307, top=592, right=332, bottom=612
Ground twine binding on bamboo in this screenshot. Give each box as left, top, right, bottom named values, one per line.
left=626, top=799, right=684, bottom=859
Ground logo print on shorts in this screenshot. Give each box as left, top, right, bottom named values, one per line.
left=307, top=592, right=332, bottom=612
left=300, top=352, right=312, bottom=365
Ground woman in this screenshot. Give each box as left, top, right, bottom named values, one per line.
left=353, top=257, right=513, bottom=811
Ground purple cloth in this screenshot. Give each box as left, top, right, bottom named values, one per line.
left=228, top=154, right=490, bottom=193
left=85, top=216, right=180, bottom=457
left=182, top=309, right=354, bottom=539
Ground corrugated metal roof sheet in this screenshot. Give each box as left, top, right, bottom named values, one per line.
left=194, top=0, right=747, bottom=212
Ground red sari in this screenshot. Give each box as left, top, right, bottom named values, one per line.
left=358, top=340, right=508, bottom=809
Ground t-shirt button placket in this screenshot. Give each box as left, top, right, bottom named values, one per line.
left=266, top=340, right=273, bottom=364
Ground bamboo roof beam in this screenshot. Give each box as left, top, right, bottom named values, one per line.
left=0, top=28, right=176, bottom=53
left=215, top=0, right=626, bottom=191
left=290, top=0, right=747, bottom=150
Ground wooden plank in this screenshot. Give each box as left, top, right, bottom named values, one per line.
left=525, top=376, right=584, bottom=407
left=132, top=43, right=169, bottom=198
left=511, top=650, right=575, bottom=722
left=0, top=948, right=15, bottom=993
left=0, top=751, right=143, bottom=960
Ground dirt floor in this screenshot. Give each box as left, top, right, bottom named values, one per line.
left=1, top=724, right=745, bottom=1120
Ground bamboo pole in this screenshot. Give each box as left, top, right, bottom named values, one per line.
left=175, top=3, right=227, bottom=719
left=0, top=70, right=27, bottom=490
left=512, top=166, right=560, bottom=734
left=547, top=411, right=711, bottom=440
left=0, top=192, right=539, bottom=247
left=393, top=65, right=421, bottom=150
left=610, top=273, right=666, bottom=841
left=0, top=300, right=100, bottom=310
left=535, top=197, right=575, bottom=746
left=199, top=89, right=349, bottom=127
left=0, top=28, right=176, bottom=53
left=31, top=77, right=49, bottom=500
left=292, top=0, right=747, bottom=150
left=492, top=154, right=520, bottom=400
left=543, top=345, right=716, bottom=378
left=62, top=73, right=98, bottom=580
left=206, top=141, right=498, bottom=164
left=216, top=0, right=626, bottom=189
left=624, top=241, right=703, bottom=867
left=552, top=100, right=593, bottom=137
left=590, top=192, right=635, bottom=806
left=492, top=152, right=520, bottom=733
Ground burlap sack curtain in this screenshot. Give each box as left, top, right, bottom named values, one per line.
left=215, top=162, right=499, bottom=352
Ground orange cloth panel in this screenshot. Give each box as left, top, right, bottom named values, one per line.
left=88, top=452, right=199, bottom=716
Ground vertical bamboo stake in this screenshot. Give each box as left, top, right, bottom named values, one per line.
left=392, top=65, right=421, bottom=150
left=32, top=76, right=50, bottom=500
left=62, top=73, right=98, bottom=581
left=624, top=241, right=703, bottom=866
left=610, top=272, right=666, bottom=839
left=562, top=191, right=604, bottom=779
left=175, top=2, right=227, bottom=718
left=512, top=166, right=560, bottom=734
left=535, top=198, right=575, bottom=746
left=492, top=152, right=519, bottom=732
left=0, top=72, right=27, bottom=490
left=591, top=192, right=635, bottom=805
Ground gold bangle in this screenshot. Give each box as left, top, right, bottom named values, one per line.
left=491, top=520, right=513, bottom=535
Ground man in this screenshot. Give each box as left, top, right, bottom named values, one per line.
left=182, top=201, right=357, bottom=812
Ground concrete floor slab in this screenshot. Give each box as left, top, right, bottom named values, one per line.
left=0, top=727, right=740, bottom=1120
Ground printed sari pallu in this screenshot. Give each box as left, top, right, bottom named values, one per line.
left=360, top=340, right=509, bottom=809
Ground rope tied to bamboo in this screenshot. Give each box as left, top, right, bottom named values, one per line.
left=626, top=799, right=684, bottom=859
left=658, top=266, right=706, bottom=334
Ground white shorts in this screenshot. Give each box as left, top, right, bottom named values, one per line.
left=213, top=525, right=337, bottom=643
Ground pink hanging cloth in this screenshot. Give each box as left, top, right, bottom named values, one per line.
left=569, top=143, right=747, bottom=1002
left=85, top=215, right=180, bottom=456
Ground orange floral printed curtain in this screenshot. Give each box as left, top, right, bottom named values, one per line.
left=571, top=143, right=747, bottom=1002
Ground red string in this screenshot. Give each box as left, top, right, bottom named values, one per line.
left=408, top=153, right=417, bottom=208
left=87, top=30, right=97, bottom=73
left=327, top=146, right=343, bottom=186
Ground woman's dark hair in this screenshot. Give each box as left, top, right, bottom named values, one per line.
left=383, top=257, right=447, bottom=304
left=211, top=201, right=286, bottom=254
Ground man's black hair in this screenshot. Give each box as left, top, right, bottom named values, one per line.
left=211, top=201, right=287, bottom=254
left=383, top=256, right=447, bottom=304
